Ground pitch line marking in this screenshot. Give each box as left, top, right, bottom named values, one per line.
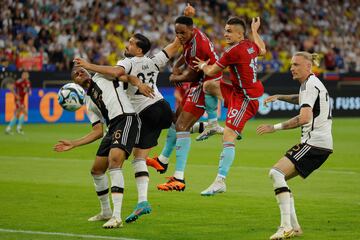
left=0, top=228, right=141, bottom=240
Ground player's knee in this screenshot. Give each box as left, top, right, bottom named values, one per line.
left=269, top=168, right=288, bottom=189
left=108, top=156, right=124, bottom=168
left=175, top=122, right=187, bottom=132
left=203, top=81, right=211, bottom=92
left=203, top=81, right=217, bottom=95
left=91, top=167, right=106, bottom=176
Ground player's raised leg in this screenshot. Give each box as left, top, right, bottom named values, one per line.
left=196, top=80, right=224, bottom=141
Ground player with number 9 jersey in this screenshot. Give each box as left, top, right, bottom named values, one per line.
left=215, top=39, right=264, bottom=134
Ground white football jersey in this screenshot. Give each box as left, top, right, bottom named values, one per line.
left=116, top=50, right=169, bottom=113
left=85, top=95, right=104, bottom=126
left=86, top=73, right=135, bottom=126
left=299, top=74, right=333, bottom=150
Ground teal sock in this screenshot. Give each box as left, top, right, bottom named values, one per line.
left=18, top=114, right=25, bottom=129
left=175, top=132, right=191, bottom=173
left=161, top=123, right=176, bottom=158
left=205, top=94, right=218, bottom=122
left=8, top=116, right=17, bottom=129
left=218, top=142, right=235, bottom=178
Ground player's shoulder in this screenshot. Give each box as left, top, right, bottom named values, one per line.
left=224, top=42, right=240, bottom=54
left=301, top=74, right=319, bottom=92
left=307, top=74, right=322, bottom=86
left=194, top=28, right=210, bottom=44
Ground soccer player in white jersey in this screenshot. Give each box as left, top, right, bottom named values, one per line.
left=54, top=66, right=152, bottom=229
left=256, top=52, right=333, bottom=240
left=73, top=34, right=181, bottom=223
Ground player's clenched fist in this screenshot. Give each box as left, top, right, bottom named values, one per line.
left=73, top=57, right=90, bottom=69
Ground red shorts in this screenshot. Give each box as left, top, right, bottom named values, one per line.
left=220, top=81, right=232, bottom=108
left=182, top=84, right=205, bottom=119
left=225, top=92, right=259, bottom=134
left=15, top=98, right=25, bottom=109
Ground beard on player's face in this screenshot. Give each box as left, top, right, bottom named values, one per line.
left=124, top=48, right=133, bottom=57
left=124, top=51, right=134, bottom=57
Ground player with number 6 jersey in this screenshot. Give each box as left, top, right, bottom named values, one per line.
left=73, top=34, right=181, bottom=223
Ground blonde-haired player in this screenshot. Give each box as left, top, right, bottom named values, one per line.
left=257, top=52, right=333, bottom=239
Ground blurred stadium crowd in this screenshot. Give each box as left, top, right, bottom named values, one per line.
left=0, top=0, right=359, bottom=73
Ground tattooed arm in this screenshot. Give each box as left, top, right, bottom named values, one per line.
left=256, top=107, right=312, bottom=135
left=263, top=94, right=299, bottom=107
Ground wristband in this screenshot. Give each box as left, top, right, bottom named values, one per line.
left=273, top=123, right=283, bottom=131
left=199, top=62, right=206, bottom=70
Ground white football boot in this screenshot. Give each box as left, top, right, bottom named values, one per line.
left=88, top=212, right=112, bottom=222
left=269, top=226, right=295, bottom=240
left=200, top=178, right=226, bottom=196
left=102, top=217, right=123, bottom=228
left=196, top=124, right=224, bottom=141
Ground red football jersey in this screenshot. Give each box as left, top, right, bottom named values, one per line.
left=183, top=28, right=222, bottom=84
left=15, top=78, right=31, bottom=99
left=216, top=40, right=264, bottom=99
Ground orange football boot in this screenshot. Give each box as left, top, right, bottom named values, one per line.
left=146, top=156, right=168, bottom=174
left=157, top=176, right=186, bottom=191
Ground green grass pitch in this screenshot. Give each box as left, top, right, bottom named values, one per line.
left=0, top=118, right=359, bottom=240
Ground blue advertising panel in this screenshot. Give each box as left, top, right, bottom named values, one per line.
left=0, top=87, right=228, bottom=124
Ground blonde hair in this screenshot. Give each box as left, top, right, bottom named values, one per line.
left=294, top=52, right=320, bottom=67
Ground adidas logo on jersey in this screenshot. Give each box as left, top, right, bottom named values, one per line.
left=113, top=140, right=119, bottom=144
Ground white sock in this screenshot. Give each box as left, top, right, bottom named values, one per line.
left=190, top=122, right=208, bottom=133
left=132, top=158, right=149, bottom=203
left=92, top=174, right=111, bottom=216
left=208, top=118, right=218, bottom=126
left=174, top=171, right=184, bottom=180
left=276, top=192, right=291, bottom=228
left=269, top=168, right=292, bottom=228
left=109, top=168, right=124, bottom=220
left=290, top=193, right=301, bottom=229
left=158, top=154, right=169, bottom=164
left=216, top=175, right=225, bottom=181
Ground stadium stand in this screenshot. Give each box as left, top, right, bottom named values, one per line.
left=0, top=0, right=359, bottom=72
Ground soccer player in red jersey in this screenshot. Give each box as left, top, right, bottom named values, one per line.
left=5, top=71, right=31, bottom=135
left=194, top=17, right=266, bottom=195
left=155, top=15, right=223, bottom=191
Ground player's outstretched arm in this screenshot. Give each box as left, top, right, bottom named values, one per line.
left=257, top=107, right=312, bottom=135
left=73, top=58, right=126, bottom=79
left=193, top=57, right=223, bottom=76
left=53, top=123, right=103, bottom=152
left=251, top=17, right=266, bottom=56
left=163, top=37, right=182, bottom=59
left=264, top=94, right=299, bottom=107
